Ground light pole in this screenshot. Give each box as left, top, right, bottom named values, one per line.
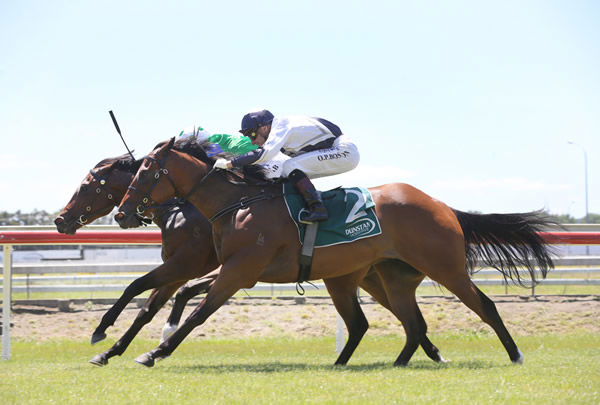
left=567, top=141, right=589, bottom=223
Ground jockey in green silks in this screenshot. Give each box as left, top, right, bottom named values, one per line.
left=178, top=125, right=289, bottom=179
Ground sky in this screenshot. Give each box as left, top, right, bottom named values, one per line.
left=1, top=1, right=599, bottom=218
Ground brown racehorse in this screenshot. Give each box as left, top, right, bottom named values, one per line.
left=115, top=137, right=555, bottom=367
left=56, top=149, right=445, bottom=366
left=55, top=154, right=218, bottom=366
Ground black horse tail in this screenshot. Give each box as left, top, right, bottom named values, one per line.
left=452, top=209, right=556, bottom=287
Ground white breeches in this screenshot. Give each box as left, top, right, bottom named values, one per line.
left=281, top=135, right=360, bottom=179
left=258, top=152, right=290, bottom=179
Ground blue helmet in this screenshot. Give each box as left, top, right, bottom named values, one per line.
left=239, top=109, right=274, bottom=135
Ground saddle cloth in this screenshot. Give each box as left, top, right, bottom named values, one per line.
left=283, top=182, right=382, bottom=247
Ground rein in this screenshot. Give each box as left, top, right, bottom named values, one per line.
left=181, top=167, right=217, bottom=202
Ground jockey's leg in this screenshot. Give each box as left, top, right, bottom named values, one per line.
left=288, top=169, right=329, bottom=223
left=282, top=136, right=359, bottom=224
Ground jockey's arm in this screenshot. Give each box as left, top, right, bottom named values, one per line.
left=230, top=148, right=265, bottom=168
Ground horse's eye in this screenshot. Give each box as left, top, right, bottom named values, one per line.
left=80, top=185, right=88, bottom=192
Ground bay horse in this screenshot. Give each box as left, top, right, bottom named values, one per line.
left=55, top=147, right=445, bottom=366
left=55, top=153, right=219, bottom=365
left=115, top=137, right=555, bottom=367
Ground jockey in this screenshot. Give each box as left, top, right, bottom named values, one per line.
left=178, top=126, right=256, bottom=156
left=178, top=125, right=289, bottom=179
left=213, top=109, right=360, bottom=223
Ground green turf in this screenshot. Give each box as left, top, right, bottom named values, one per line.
left=0, top=334, right=597, bottom=404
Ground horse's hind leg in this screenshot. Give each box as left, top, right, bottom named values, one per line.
left=89, top=282, right=181, bottom=366
left=412, top=302, right=446, bottom=363
left=360, top=267, right=445, bottom=363
left=161, top=270, right=219, bottom=343
left=324, top=270, right=370, bottom=366
left=373, top=260, right=439, bottom=366
left=440, top=275, right=523, bottom=363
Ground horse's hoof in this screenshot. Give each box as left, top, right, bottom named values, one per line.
left=134, top=353, right=155, bottom=368
left=512, top=349, right=524, bottom=365
left=91, top=332, right=107, bottom=345
left=89, top=354, right=108, bottom=366
left=435, top=355, right=450, bottom=364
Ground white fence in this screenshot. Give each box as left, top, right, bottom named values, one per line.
left=2, top=261, right=600, bottom=296
left=2, top=225, right=600, bottom=360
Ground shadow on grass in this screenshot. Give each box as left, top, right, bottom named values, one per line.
left=159, top=359, right=504, bottom=374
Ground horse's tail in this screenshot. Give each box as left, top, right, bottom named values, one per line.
left=452, top=209, right=556, bottom=286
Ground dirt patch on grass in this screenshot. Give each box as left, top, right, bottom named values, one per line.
left=8, top=295, right=599, bottom=342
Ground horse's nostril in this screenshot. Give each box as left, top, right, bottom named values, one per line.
left=114, top=212, right=125, bottom=221
left=54, top=216, right=64, bottom=225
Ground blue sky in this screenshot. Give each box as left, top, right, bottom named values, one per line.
left=1, top=1, right=598, bottom=218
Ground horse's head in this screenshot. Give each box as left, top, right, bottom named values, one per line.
left=55, top=154, right=141, bottom=234
left=115, top=137, right=184, bottom=228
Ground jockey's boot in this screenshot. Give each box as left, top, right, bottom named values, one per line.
left=289, top=169, right=328, bottom=223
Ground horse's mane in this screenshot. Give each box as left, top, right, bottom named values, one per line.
left=172, top=139, right=213, bottom=164
left=95, top=153, right=142, bottom=174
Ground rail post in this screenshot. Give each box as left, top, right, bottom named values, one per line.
left=2, top=244, right=12, bottom=360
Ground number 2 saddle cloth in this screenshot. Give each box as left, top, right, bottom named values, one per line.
left=282, top=182, right=382, bottom=248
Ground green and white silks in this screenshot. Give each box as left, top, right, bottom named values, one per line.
left=178, top=126, right=257, bottom=156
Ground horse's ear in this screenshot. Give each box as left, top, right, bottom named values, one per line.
left=167, top=137, right=176, bottom=149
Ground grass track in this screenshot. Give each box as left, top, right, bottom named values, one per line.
left=0, top=334, right=598, bottom=404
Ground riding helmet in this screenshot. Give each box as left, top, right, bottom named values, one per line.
left=239, top=109, right=274, bottom=134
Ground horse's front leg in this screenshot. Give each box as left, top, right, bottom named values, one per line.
left=134, top=253, right=266, bottom=367
left=89, top=282, right=181, bottom=366
left=91, top=260, right=179, bottom=344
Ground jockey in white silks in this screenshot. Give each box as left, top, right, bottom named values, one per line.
left=213, top=109, right=360, bottom=223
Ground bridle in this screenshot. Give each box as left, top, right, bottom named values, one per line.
left=76, top=168, right=117, bottom=225
left=127, top=152, right=194, bottom=215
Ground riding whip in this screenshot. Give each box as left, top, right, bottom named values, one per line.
left=109, top=110, right=135, bottom=161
